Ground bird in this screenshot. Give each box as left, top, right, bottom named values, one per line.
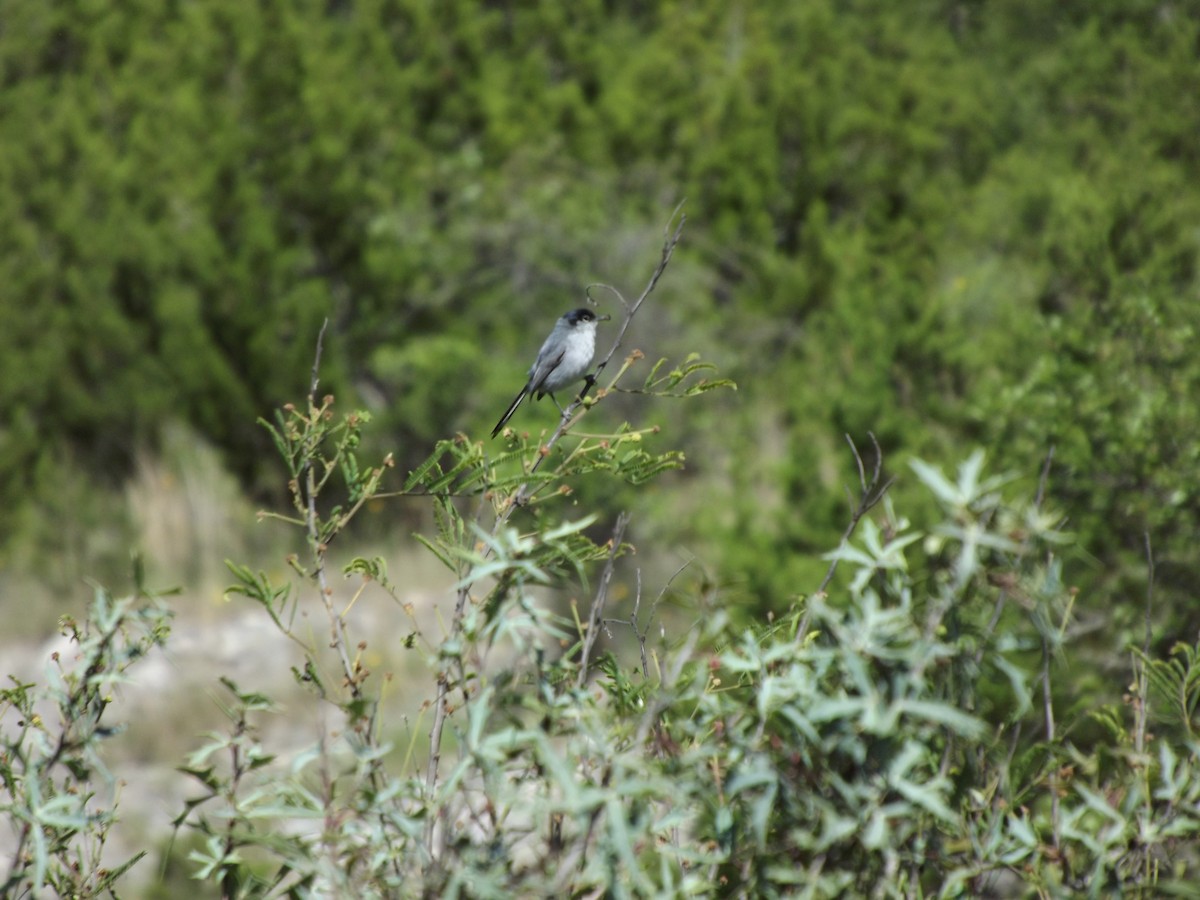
left=491, top=308, right=610, bottom=438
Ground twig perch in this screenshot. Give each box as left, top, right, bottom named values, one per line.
left=424, top=206, right=687, bottom=854
left=501, top=202, right=687, bottom=515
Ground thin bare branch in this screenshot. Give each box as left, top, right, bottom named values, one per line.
left=641, top=557, right=691, bottom=676
left=849, top=431, right=869, bottom=491
left=602, top=555, right=693, bottom=679
left=589, top=200, right=687, bottom=384
left=795, top=432, right=895, bottom=640
left=633, top=568, right=647, bottom=677
left=1042, top=626, right=1060, bottom=856
left=976, top=443, right=1055, bottom=665
left=633, top=622, right=702, bottom=747
left=301, top=322, right=360, bottom=698
left=577, top=513, right=630, bottom=686
left=310, top=318, right=329, bottom=399
left=1035, top=443, right=1055, bottom=508
left=1135, top=532, right=1154, bottom=755
left=1142, top=532, right=1155, bottom=661
left=585, top=282, right=628, bottom=312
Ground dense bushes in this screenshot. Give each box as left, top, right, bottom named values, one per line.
left=3, top=3, right=1199, bottom=893
left=5, top=356, right=1199, bottom=896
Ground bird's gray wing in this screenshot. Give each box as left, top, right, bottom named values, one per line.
left=528, top=348, right=566, bottom=398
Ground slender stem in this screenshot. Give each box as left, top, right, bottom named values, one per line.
left=1135, top=532, right=1154, bottom=756
left=976, top=444, right=1055, bottom=665
left=607, top=557, right=692, bottom=679
left=1042, top=629, right=1061, bottom=856
left=302, top=320, right=359, bottom=697
left=795, top=432, right=894, bottom=640
left=577, top=513, right=629, bottom=686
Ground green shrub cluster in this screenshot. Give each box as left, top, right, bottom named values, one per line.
left=5, top=269, right=1199, bottom=894
left=3, top=3, right=1199, bottom=892
left=1, top=578, right=172, bottom=897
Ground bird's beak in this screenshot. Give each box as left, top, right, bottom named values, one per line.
left=597, top=314, right=612, bottom=322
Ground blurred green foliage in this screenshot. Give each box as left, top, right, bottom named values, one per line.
left=2, top=0, right=1197, bottom=644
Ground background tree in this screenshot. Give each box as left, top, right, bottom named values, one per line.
left=1, top=0, right=1197, bottom=706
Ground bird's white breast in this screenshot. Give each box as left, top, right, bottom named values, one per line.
left=540, top=324, right=596, bottom=393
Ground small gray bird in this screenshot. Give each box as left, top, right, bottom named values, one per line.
left=491, top=308, right=610, bottom=438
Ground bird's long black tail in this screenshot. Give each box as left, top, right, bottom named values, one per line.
left=491, top=387, right=529, bottom=438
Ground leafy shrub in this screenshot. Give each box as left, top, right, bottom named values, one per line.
left=1, top=578, right=172, bottom=897
left=6, top=226, right=1200, bottom=897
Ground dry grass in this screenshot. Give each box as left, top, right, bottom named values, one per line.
left=125, top=422, right=270, bottom=611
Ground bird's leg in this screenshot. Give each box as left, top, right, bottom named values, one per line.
left=550, top=393, right=567, bottom=416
